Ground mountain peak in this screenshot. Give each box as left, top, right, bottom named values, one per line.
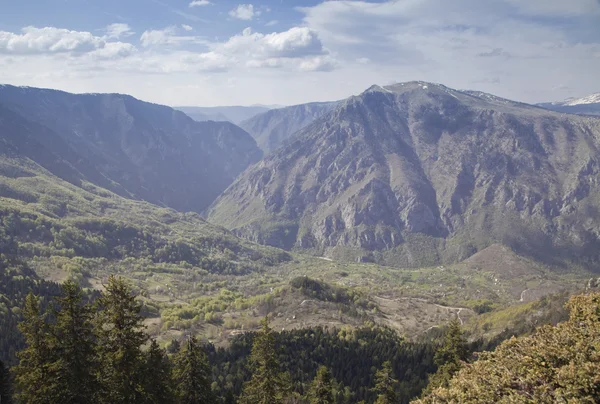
left=208, top=82, right=600, bottom=268
left=562, top=93, right=600, bottom=106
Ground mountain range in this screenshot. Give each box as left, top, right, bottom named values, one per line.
left=537, top=92, right=600, bottom=116
left=1, top=80, right=597, bottom=365
left=0, top=85, right=262, bottom=213
left=207, top=82, right=600, bottom=268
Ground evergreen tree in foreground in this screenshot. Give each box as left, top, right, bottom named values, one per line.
left=47, top=280, right=98, bottom=403
left=95, top=275, right=148, bottom=404
left=373, top=361, right=398, bottom=404
left=143, top=339, right=175, bottom=404
left=307, top=366, right=334, bottom=404
left=173, top=336, right=215, bottom=404
left=239, top=316, right=291, bottom=404
left=0, top=359, right=12, bottom=404
left=13, top=293, right=54, bottom=404
left=421, top=318, right=467, bottom=396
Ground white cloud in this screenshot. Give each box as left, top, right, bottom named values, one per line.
left=229, top=4, right=259, bottom=20
left=265, top=20, right=279, bottom=27
left=299, top=55, right=338, bottom=72
left=189, top=0, right=211, bottom=7
left=299, top=0, right=600, bottom=102
left=1, top=0, right=598, bottom=107
left=88, top=42, right=137, bottom=59
left=222, top=27, right=327, bottom=59
left=0, top=26, right=104, bottom=54
left=182, top=24, right=193, bottom=32
left=140, top=27, right=208, bottom=48
left=246, top=58, right=284, bottom=68
left=140, top=27, right=176, bottom=47
left=105, top=23, right=134, bottom=40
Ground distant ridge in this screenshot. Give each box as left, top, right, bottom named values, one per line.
left=0, top=84, right=262, bottom=213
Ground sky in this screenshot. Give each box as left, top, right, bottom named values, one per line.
left=0, top=0, right=599, bottom=107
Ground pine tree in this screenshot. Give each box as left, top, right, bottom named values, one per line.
left=47, top=280, right=98, bottom=403
left=422, top=319, right=467, bottom=395
left=239, top=316, right=291, bottom=404
left=373, top=361, right=398, bottom=404
left=142, top=339, right=175, bottom=404
left=0, top=359, right=12, bottom=404
left=307, top=366, right=334, bottom=404
left=13, top=293, right=55, bottom=404
left=95, top=276, right=148, bottom=404
left=172, top=336, right=215, bottom=404
left=433, top=319, right=467, bottom=367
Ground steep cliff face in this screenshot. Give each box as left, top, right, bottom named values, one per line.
left=207, top=82, right=600, bottom=267
left=239, top=101, right=338, bottom=153
left=0, top=85, right=262, bottom=213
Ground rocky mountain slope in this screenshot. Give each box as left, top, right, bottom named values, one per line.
left=239, top=101, right=338, bottom=153
left=207, top=82, right=600, bottom=268
left=0, top=85, right=262, bottom=213
left=537, top=92, right=600, bottom=116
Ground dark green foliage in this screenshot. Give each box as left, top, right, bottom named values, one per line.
left=239, top=317, right=291, bottom=404
left=0, top=256, right=61, bottom=365
left=307, top=366, right=334, bottom=404
left=167, top=339, right=181, bottom=354
left=422, top=319, right=468, bottom=395
left=209, top=326, right=436, bottom=404
left=434, top=320, right=468, bottom=368
left=289, top=277, right=370, bottom=309
left=95, top=275, right=148, bottom=404
left=46, top=281, right=98, bottom=403
left=143, top=340, right=175, bottom=404
left=172, top=336, right=215, bottom=404
left=373, top=361, right=399, bottom=404
left=0, top=359, right=12, bottom=404
left=13, top=293, right=54, bottom=404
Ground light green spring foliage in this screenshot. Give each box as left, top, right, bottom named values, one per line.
left=373, top=361, right=399, bottom=404
left=415, top=292, right=600, bottom=403
left=239, top=316, right=292, bottom=404
left=172, top=336, right=215, bottom=404
left=307, top=366, right=334, bottom=404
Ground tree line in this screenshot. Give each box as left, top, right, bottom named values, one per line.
left=6, top=276, right=216, bottom=403
left=7, top=272, right=597, bottom=403
left=1, top=276, right=420, bottom=404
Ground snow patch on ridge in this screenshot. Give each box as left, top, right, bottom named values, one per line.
left=563, top=93, right=600, bottom=106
